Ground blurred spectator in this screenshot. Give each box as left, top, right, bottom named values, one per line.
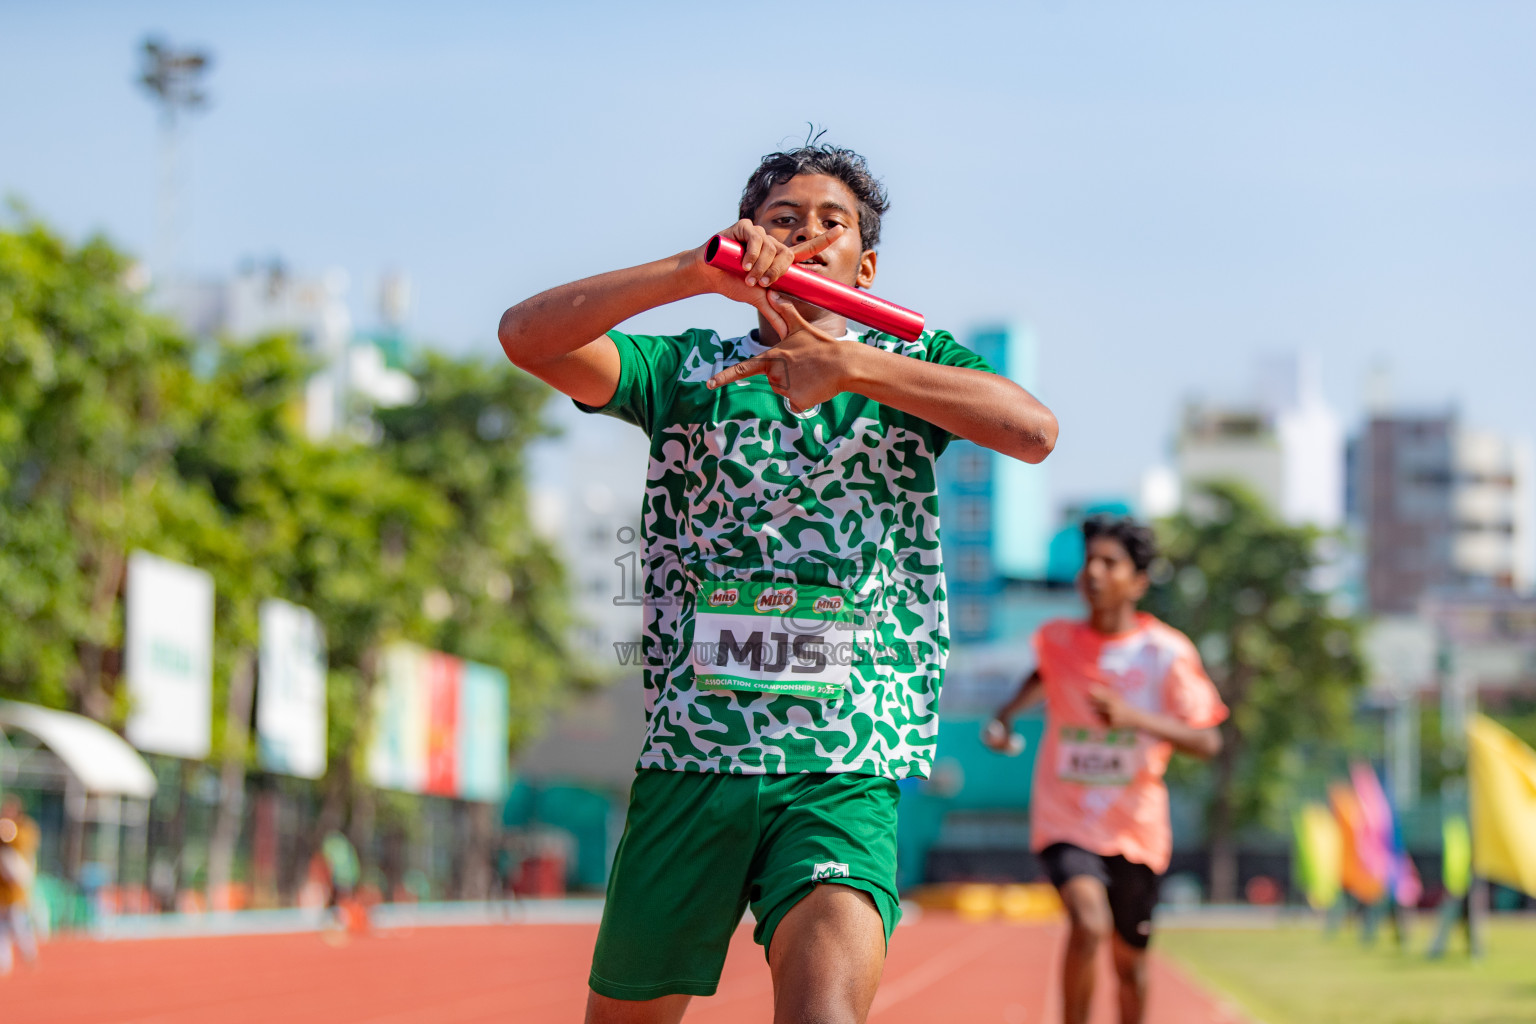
left=0, top=795, right=40, bottom=976
left=320, top=831, right=367, bottom=935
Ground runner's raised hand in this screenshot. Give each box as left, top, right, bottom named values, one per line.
left=704, top=295, right=855, bottom=412
left=726, top=219, right=844, bottom=287
left=691, top=222, right=846, bottom=338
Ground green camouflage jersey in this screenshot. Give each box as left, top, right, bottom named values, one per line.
left=580, top=326, right=995, bottom=779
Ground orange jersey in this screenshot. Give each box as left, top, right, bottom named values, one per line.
left=1029, top=614, right=1227, bottom=874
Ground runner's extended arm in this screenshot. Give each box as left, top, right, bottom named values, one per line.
left=983, top=670, right=1044, bottom=751
left=497, top=225, right=840, bottom=407
left=707, top=297, right=1057, bottom=464
left=1088, top=686, right=1223, bottom=759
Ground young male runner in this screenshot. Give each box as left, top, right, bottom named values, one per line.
left=985, top=517, right=1226, bottom=1024
left=499, top=143, right=1057, bottom=1024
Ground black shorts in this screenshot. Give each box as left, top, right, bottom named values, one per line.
left=1038, top=843, right=1161, bottom=949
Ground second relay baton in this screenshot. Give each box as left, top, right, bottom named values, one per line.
left=705, top=234, right=925, bottom=341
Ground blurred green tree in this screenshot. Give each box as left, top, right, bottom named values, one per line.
left=168, top=332, right=455, bottom=895
left=1, top=215, right=575, bottom=899
left=1143, top=481, right=1366, bottom=902
left=0, top=212, right=204, bottom=720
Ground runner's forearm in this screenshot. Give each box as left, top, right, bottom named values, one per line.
left=994, top=671, right=1044, bottom=723
left=498, top=253, right=705, bottom=369
left=845, top=346, right=1057, bottom=464
left=1129, top=711, right=1222, bottom=759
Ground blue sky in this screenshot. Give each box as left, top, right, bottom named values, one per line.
left=4, top=1, right=1534, bottom=503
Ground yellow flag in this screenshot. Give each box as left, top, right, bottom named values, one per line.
left=1468, top=714, right=1536, bottom=897
left=1443, top=815, right=1471, bottom=899
left=1293, top=803, right=1342, bottom=910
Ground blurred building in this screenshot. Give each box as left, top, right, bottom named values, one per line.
left=1173, top=353, right=1344, bottom=529
left=937, top=325, right=1052, bottom=644
left=1348, top=413, right=1535, bottom=614
left=166, top=262, right=418, bottom=439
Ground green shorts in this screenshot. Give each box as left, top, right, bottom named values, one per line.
left=588, top=768, right=902, bottom=1001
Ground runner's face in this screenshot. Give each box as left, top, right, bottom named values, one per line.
left=752, top=174, right=877, bottom=292
left=1078, top=537, right=1148, bottom=614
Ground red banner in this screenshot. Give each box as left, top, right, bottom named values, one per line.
left=424, top=651, right=461, bottom=797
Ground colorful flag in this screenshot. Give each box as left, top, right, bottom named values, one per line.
left=1350, top=762, right=1421, bottom=907
left=1330, top=782, right=1385, bottom=905
left=1468, top=714, right=1536, bottom=897
left=1348, top=764, right=1394, bottom=885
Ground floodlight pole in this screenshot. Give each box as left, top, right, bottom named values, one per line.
left=137, top=38, right=213, bottom=295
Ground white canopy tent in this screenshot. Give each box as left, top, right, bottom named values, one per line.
left=0, top=701, right=158, bottom=896
left=0, top=701, right=157, bottom=799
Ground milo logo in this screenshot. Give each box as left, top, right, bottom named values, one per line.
left=754, top=588, right=797, bottom=613
left=812, top=595, right=844, bottom=614
left=708, top=588, right=740, bottom=608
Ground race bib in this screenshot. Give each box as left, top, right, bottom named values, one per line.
left=691, top=581, right=857, bottom=699
left=1055, top=726, right=1139, bottom=786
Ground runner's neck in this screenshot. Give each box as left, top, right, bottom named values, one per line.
left=753, top=310, right=851, bottom=345
left=1086, top=606, right=1142, bottom=638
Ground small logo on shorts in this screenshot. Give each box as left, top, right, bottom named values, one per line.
left=811, top=861, right=850, bottom=882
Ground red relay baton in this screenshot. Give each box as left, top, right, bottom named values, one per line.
left=704, top=234, right=925, bottom=342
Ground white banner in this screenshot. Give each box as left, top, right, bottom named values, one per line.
left=366, top=643, right=430, bottom=793
left=257, top=599, right=328, bottom=779
left=125, top=551, right=214, bottom=759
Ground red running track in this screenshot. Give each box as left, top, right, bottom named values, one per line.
left=5, top=917, right=1248, bottom=1023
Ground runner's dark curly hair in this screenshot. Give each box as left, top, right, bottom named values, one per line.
left=1082, top=516, right=1158, bottom=574
left=739, top=141, right=891, bottom=252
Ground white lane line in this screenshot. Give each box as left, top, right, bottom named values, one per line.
left=869, top=929, right=1003, bottom=1018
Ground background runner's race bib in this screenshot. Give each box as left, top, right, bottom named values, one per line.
left=1056, top=726, right=1140, bottom=786
left=691, top=581, right=858, bottom=698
